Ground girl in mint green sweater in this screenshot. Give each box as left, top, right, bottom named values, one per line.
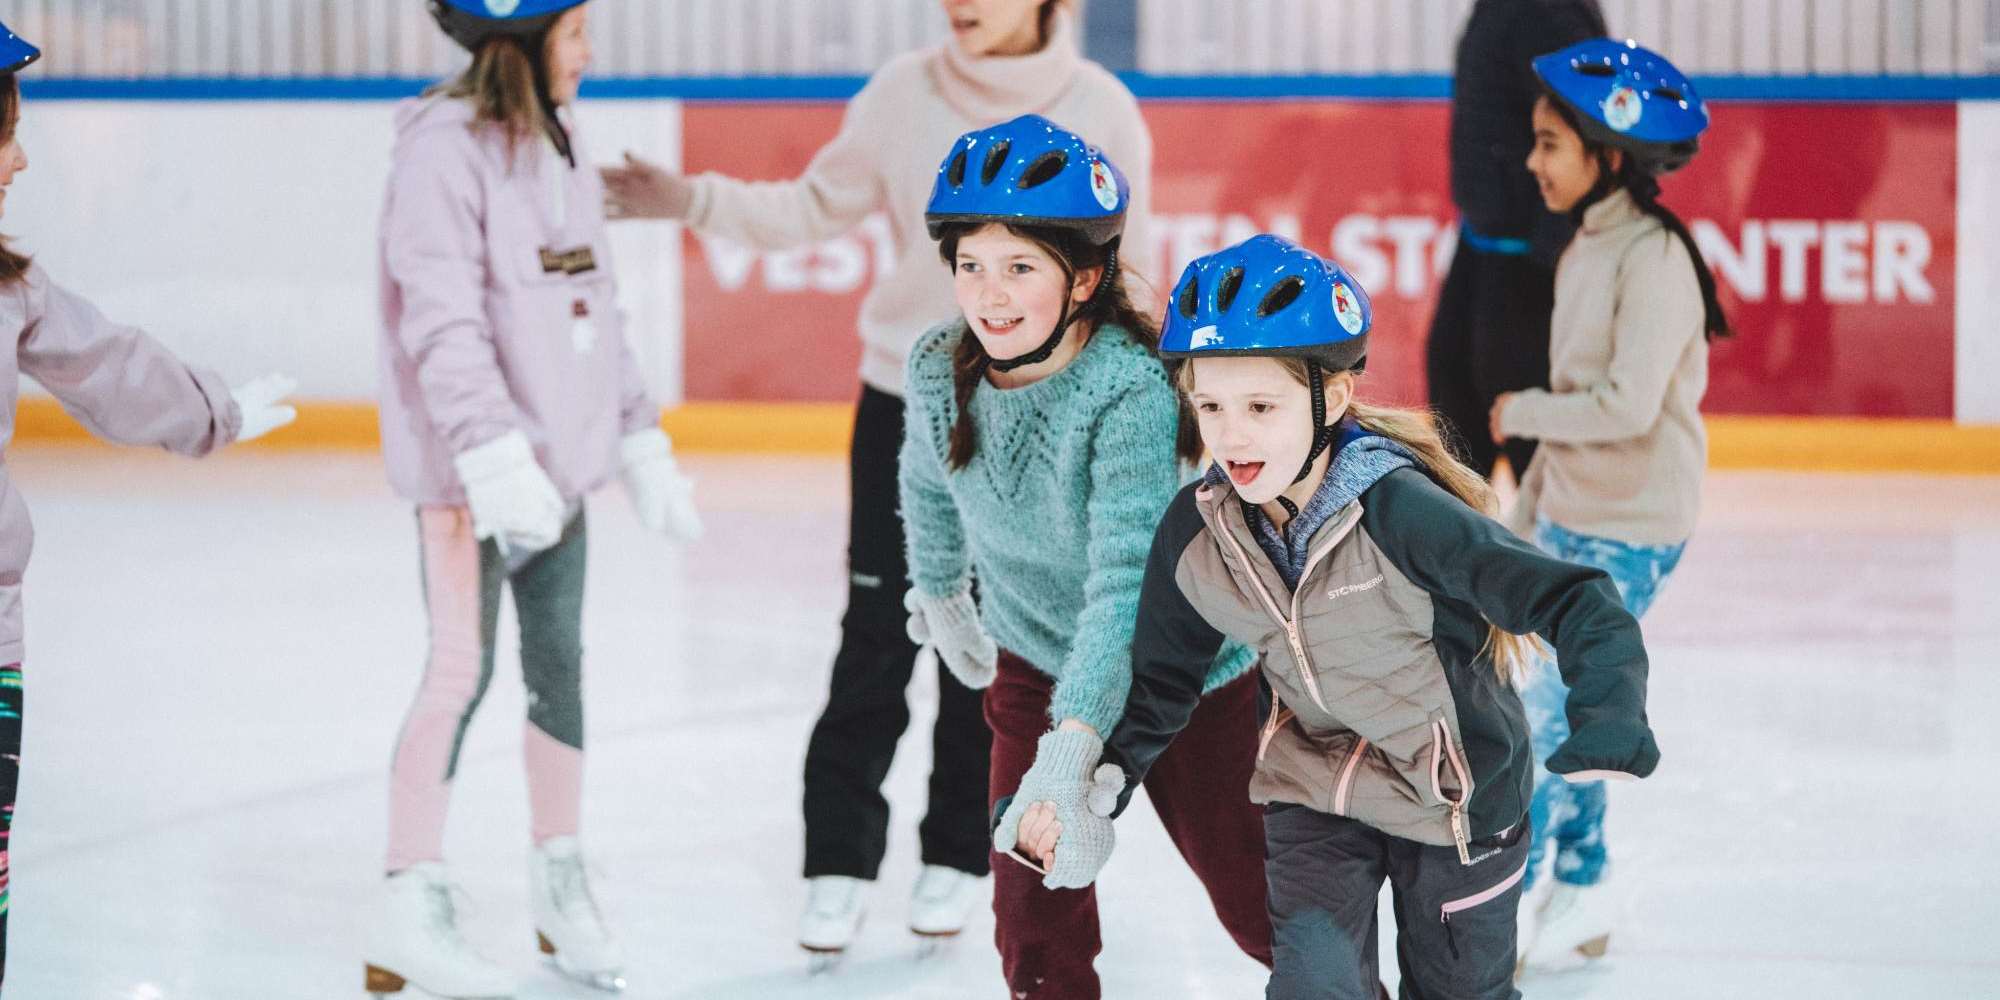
left=898, top=115, right=1270, bottom=998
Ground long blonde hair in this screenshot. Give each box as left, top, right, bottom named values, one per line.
left=1176, top=357, right=1540, bottom=682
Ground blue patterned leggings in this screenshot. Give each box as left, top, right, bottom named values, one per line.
left=1522, top=521, right=1684, bottom=889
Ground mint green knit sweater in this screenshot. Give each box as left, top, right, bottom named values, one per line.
left=900, top=320, right=1259, bottom=734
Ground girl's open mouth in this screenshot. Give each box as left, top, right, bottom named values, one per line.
left=1226, top=461, right=1264, bottom=486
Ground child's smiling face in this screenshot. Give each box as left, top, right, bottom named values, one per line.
left=1527, top=95, right=1613, bottom=214
left=950, top=224, right=1098, bottom=364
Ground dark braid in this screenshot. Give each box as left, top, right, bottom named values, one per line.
left=947, top=331, right=992, bottom=470
left=1624, top=171, right=1732, bottom=340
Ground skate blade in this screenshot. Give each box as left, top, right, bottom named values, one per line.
left=538, top=932, right=628, bottom=993
left=911, top=928, right=959, bottom=959
left=365, top=963, right=515, bottom=1000
left=803, top=947, right=845, bottom=975
left=364, top=964, right=407, bottom=996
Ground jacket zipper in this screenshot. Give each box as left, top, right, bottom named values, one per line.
left=1430, top=718, right=1479, bottom=865
left=1332, top=737, right=1370, bottom=816
left=1257, top=705, right=1293, bottom=762
left=1210, top=503, right=1363, bottom=717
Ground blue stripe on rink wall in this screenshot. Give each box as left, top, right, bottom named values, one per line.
left=21, top=74, right=2000, bottom=103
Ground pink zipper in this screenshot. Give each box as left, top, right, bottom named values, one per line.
left=1257, top=705, right=1294, bottom=762
left=1332, top=738, right=1370, bottom=815
left=1440, top=858, right=1527, bottom=922
left=1430, top=718, right=1479, bottom=864
left=1208, top=503, right=1363, bottom=717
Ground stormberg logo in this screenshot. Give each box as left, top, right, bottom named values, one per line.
left=1327, top=575, right=1385, bottom=601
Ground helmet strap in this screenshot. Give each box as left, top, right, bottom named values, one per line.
left=521, top=34, right=576, bottom=167
left=1567, top=148, right=1623, bottom=227
left=1291, top=364, right=1337, bottom=486
left=987, top=243, right=1118, bottom=374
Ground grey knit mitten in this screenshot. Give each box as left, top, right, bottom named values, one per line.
left=992, top=729, right=1125, bottom=890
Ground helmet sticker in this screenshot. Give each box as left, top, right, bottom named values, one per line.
left=1601, top=84, right=1643, bottom=133
left=1332, top=282, right=1364, bottom=335
left=485, top=0, right=522, bottom=15
left=1089, top=160, right=1119, bottom=212
left=1189, top=325, right=1224, bottom=349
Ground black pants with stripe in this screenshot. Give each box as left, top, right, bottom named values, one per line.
left=1264, top=804, right=1527, bottom=1000
left=801, top=387, right=993, bottom=881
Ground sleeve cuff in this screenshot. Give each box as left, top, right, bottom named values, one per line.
left=1498, top=389, right=1550, bottom=438
left=1048, top=677, right=1128, bottom=737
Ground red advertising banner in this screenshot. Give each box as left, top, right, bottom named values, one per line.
left=682, top=100, right=1956, bottom=417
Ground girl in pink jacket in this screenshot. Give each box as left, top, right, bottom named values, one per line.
left=0, top=21, right=296, bottom=987
left=369, top=2, right=698, bottom=996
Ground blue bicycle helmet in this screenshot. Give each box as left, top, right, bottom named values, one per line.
left=0, top=19, right=41, bottom=75
left=431, top=0, right=588, bottom=51
left=926, top=114, right=1131, bottom=371
left=1161, top=235, right=1372, bottom=487
left=1532, top=38, right=1709, bottom=175
left=925, top=114, right=1129, bottom=245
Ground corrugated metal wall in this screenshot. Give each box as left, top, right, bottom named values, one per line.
left=0, top=0, right=1991, bottom=79
left=1141, top=0, right=1995, bottom=75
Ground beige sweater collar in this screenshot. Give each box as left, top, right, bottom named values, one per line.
left=1580, top=188, right=1644, bottom=235
left=931, top=9, right=1083, bottom=123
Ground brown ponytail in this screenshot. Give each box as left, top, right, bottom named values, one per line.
left=0, top=75, right=30, bottom=287
left=936, top=222, right=1198, bottom=470
left=429, top=36, right=547, bottom=164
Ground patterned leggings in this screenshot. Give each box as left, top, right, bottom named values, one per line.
left=1, top=663, right=19, bottom=986
left=1521, top=520, right=1684, bottom=889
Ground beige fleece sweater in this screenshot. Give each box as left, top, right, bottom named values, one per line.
left=682, top=11, right=1154, bottom=396
left=1501, top=189, right=1709, bottom=546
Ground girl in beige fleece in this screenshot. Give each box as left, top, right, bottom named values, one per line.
left=1492, top=39, right=1732, bottom=972
left=601, top=0, right=1154, bottom=959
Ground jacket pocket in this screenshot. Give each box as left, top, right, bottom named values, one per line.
left=1438, top=855, right=1528, bottom=960
left=1249, top=714, right=1365, bottom=816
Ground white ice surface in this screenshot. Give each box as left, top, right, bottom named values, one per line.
left=4, top=448, right=1998, bottom=999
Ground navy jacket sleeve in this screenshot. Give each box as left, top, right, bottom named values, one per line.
left=1099, top=483, right=1230, bottom=817
left=1361, top=469, right=1659, bottom=778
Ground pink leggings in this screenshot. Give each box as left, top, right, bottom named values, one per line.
left=385, top=508, right=588, bottom=872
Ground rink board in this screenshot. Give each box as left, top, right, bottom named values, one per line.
left=6, top=82, right=1997, bottom=469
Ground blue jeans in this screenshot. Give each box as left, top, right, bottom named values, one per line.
left=1521, top=518, right=1684, bottom=889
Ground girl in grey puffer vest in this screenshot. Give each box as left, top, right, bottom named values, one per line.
left=1005, top=238, right=1659, bottom=1000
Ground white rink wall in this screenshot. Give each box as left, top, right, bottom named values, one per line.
left=7, top=97, right=689, bottom=403
left=1958, top=100, right=2000, bottom=423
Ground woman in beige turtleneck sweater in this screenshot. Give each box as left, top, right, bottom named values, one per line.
left=602, top=0, right=1156, bottom=968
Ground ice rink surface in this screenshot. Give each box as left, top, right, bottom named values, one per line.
left=5, top=447, right=1997, bottom=999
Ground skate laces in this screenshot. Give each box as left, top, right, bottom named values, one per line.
left=806, top=877, right=861, bottom=917
left=421, top=881, right=486, bottom=958
left=912, top=867, right=963, bottom=904
left=548, top=852, right=609, bottom=934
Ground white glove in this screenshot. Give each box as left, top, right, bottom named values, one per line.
left=905, top=585, right=999, bottom=689
left=619, top=428, right=703, bottom=541
left=229, top=373, right=298, bottom=443
left=453, top=431, right=566, bottom=553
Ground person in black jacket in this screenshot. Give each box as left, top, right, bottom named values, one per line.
left=1427, top=0, right=1606, bottom=478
